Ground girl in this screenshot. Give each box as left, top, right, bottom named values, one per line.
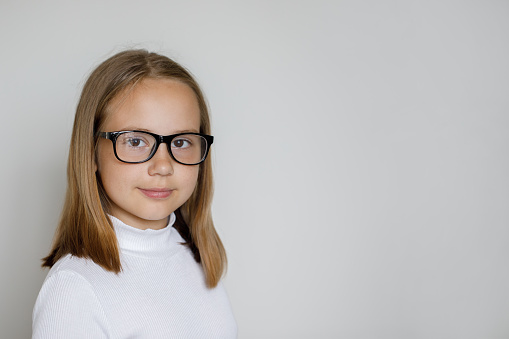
left=32, top=50, right=237, bottom=338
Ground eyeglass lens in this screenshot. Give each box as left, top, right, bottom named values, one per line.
left=115, top=132, right=208, bottom=164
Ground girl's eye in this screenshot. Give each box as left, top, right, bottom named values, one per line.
left=127, top=138, right=147, bottom=148
left=117, top=132, right=153, bottom=150
left=172, top=138, right=191, bottom=149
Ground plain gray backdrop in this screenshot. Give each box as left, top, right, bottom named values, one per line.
left=1, top=1, right=508, bottom=338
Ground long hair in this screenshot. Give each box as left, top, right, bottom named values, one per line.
left=43, top=50, right=226, bottom=288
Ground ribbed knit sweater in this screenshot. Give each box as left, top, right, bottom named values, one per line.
left=32, top=214, right=237, bottom=338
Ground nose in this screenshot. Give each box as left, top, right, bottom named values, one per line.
left=148, top=143, right=174, bottom=176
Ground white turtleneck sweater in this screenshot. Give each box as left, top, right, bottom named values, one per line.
left=32, top=214, right=237, bottom=338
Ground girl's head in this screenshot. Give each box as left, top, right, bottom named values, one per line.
left=96, top=78, right=204, bottom=230
left=44, top=50, right=225, bottom=287
left=80, top=50, right=212, bottom=225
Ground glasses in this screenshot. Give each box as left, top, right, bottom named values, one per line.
left=99, top=130, right=213, bottom=165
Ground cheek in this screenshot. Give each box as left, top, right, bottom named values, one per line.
left=179, top=166, right=200, bottom=193
left=96, top=143, right=132, bottom=192
left=97, top=164, right=123, bottom=196
left=96, top=140, right=113, bottom=173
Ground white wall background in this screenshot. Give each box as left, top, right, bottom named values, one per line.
left=1, top=1, right=508, bottom=338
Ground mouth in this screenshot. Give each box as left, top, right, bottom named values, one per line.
left=138, top=188, right=173, bottom=199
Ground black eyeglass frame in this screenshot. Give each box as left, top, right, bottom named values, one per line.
left=98, top=130, right=214, bottom=165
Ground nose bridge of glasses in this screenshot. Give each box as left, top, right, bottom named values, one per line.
left=160, top=134, right=172, bottom=145
left=155, top=135, right=174, bottom=160
left=160, top=134, right=174, bottom=154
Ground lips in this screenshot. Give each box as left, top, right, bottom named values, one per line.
left=138, top=188, right=173, bottom=199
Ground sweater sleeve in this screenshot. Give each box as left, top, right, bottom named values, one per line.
left=32, top=270, right=110, bottom=339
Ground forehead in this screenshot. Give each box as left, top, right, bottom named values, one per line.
left=103, top=78, right=201, bottom=134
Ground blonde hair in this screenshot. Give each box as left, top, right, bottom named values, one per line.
left=43, top=50, right=226, bottom=288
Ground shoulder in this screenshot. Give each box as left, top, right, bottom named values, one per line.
left=32, top=256, right=110, bottom=338
left=48, top=254, right=103, bottom=276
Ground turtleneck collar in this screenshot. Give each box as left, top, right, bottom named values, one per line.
left=109, top=213, right=182, bottom=258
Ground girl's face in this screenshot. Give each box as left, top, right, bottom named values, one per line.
left=96, top=78, right=201, bottom=230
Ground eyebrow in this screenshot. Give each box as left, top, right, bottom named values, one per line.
left=118, top=127, right=200, bottom=134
